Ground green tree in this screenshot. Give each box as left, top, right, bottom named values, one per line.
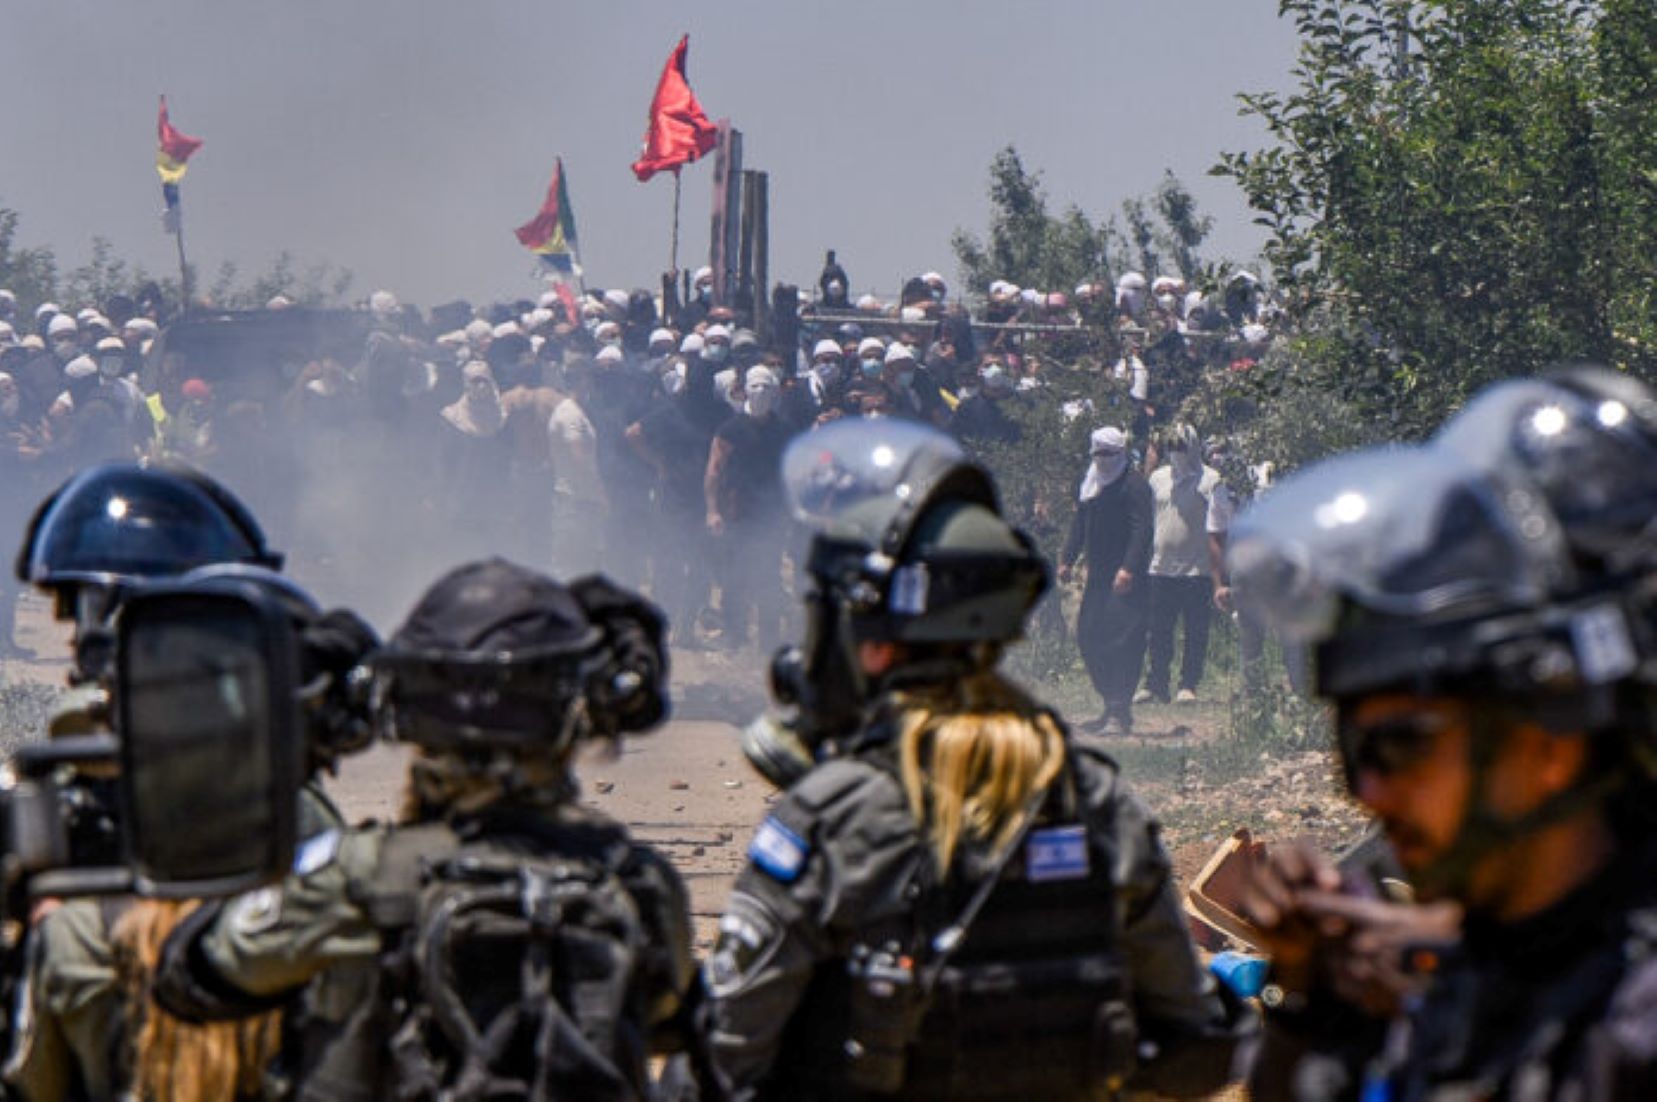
left=0, top=206, right=60, bottom=315
left=952, top=146, right=1111, bottom=295
left=1216, top=0, right=1657, bottom=440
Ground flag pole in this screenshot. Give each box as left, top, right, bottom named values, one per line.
left=173, top=203, right=192, bottom=314
left=670, top=169, right=683, bottom=276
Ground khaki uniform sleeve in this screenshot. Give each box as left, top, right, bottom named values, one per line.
left=200, top=828, right=383, bottom=999
left=1107, top=775, right=1256, bottom=1097
left=620, top=842, right=695, bottom=1034
left=4, top=900, right=122, bottom=1102
left=705, top=760, right=910, bottom=1099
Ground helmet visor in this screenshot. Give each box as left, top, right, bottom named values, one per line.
left=782, top=419, right=993, bottom=545
left=1228, top=444, right=1570, bottom=642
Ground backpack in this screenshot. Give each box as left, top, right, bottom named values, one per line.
left=370, top=826, right=651, bottom=1102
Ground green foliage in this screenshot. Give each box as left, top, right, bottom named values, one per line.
left=1216, top=0, right=1657, bottom=440
left=0, top=206, right=60, bottom=315
left=0, top=204, right=352, bottom=317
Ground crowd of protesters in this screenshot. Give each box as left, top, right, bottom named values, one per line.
left=0, top=254, right=1279, bottom=727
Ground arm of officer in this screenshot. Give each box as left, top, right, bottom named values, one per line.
left=704, top=766, right=868, bottom=1100
left=619, top=842, right=696, bottom=1039
left=1109, top=779, right=1257, bottom=1098
left=154, top=828, right=382, bottom=1021
left=4, top=900, right=122, bottom=1102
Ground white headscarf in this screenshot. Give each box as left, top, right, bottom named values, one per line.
left=1169, top=422, right=1203, bottom=482
left=442, top=361, right=503, bottom=437
left=1080, top=427, right=1129, bottom=502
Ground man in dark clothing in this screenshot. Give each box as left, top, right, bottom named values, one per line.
left=705, top=365, right=794, bottom=653
left=1060, top=427, right=1153, bottom=735
left=627, top=352, right=724, bottom=641
left=781, top=340, right=848, bottom=430
left=950, top=362, right=1021, bottom=444
left=585, top=347, right=665, bottom=588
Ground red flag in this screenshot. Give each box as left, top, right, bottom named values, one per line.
left=157, top=96, right=203, bottom=169
left=631, top=35, right=718, bottom=182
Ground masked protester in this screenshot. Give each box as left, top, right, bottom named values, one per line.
left=1133, top=423, right=1231, bottom=707
left=714, top=420, right=1253, bottom=1100
left=784, top=340, right=847, bottom=429
left=436, top=361, right=513, bottom=558
left=1059, top=427, right=1153, bottom=735
left=949, top=363, right=1021, bottom=444
left=704, top=365, right=793, bottom=653
left=1232, top=367, right=1657, bottom=1100
left=156, top=559, right=693, bottom=1102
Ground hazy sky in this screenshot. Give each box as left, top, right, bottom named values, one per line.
left=0, top=1, right=1300, bottom=308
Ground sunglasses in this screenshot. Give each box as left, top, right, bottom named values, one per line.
left=1335, top=710, right=1452, bottom=787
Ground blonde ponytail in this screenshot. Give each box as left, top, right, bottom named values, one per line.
left=114, top=899, right=283, bottom=1102
left=896, top=672, right=1067, bottom=872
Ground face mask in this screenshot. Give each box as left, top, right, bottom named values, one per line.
left=896, top=368, right=914, bottom=388
left=99, top=357, right=124, bottom=380
left=812, top=361, right=841, bottom=388
left=696, top=285, right=712, bottom=302
left=600, top=335, right=621, bottom=349
left=860, top=358, right=882, bottom=378
left=664, top=367, right=686, bottom=396
left=703, top=343, right=729, bottom=364
left=747, top=387, right=779, bottom=417
left=1171, top=447, right=1201, bottom=479
left=0, top=395, right=17, bottom=420
left=1156, top=293, right=1177, bottom=311
left=53, top=339, right=77, bottom=361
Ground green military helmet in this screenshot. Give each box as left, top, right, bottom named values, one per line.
left=760, top=420, right=1048, bottom=780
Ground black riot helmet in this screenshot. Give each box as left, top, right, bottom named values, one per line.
left=17, top=463, right=281, bottom=599
left=765, top=420, right=1048, bottom=764
left=371, top=559, right=668, bottom=756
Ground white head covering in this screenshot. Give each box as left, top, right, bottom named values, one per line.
left=523, top=308, right=555, bottom=331
left=649, top=327, right=676, bottom=350
left=715, top=367, right=743, bottom=411
left=679, top=333, right=704, bottom=354
left=464, top=318, right=494, bottom=345
left=595, top=345, right=625, bottom=366
left=899, top=306, right=926, bottom=323
left=48, top=314, right=78, bottom=338
left=980, top=363, right=1014, bottom=396
left=369, top=290, right=399, bottom=316
left=745, top=364, right=780, bottom=417
left=855, top=294, right=881, bottom=312
left=35, top=302, right=60, bottom=320
left=538, top=290, right=561, bottom=309
left=603, top=288, right=630, bottom=310
left=884, top=342, right=915, bottom=366
left=594, top=320, right=621, bottom=343
left=64, top=355, right=97, bottom=379
left=703, top=324, right=731, bottom=343
left=812, top=339, right=842, bottom=360
left=692, top=266, right=713, bottom=285
left=0, top=321, right=14, bottom=344
left=1080, top=426, right=1129, bottom=501
left=266, top=294, right=294, bottom=310
left=491, top=321, right=522, bottom=340
left=123, top=318, right=159, bottom=337
left=857, top=337, right=886, bottom=358
left=443, top=361, right=504, bottom=436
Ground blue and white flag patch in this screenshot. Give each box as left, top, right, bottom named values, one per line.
left=1026, top=825, right=1090, bottom=882
left=294, top=828, right=341, bottom=876
left=749, top=816, right=809, bottom=883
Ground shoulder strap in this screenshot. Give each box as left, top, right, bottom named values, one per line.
left=352, top=822, right=460, bottom=928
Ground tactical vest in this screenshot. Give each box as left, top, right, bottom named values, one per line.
left=294, top=815, right=652, bottom=1102
left=769, top=759, right=1134, bottom=1101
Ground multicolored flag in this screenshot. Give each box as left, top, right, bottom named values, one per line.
left=156, top=96, right=203, bottom=213
left=631, top=35, right=718, bottom=183
left=514, top=157, right=582, bottom=276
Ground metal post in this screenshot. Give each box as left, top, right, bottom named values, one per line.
left=670, top=170, right=682, bottom=277
left=173, top=204, right=192, bottom=314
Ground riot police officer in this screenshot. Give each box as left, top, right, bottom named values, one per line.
left=710, top=420, right=1253, bottom=1100
left=1229, top=367, right=1657, bottom=1098
left=3, top=463, right=299, bottom=1102
left=156, top=559, right=694, bottom=1101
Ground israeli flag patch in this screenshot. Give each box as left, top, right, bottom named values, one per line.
left=294, top=829, right=341, bottom=876
left=749, top=816, right=809, bottom=884
left=1026, top=825, right=1090, bottom=882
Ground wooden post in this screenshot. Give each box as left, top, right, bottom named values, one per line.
left=753, top=172, right=770, bottom=343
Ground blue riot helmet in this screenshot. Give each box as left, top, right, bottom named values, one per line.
left=17, top=463, right=281, bottom=622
